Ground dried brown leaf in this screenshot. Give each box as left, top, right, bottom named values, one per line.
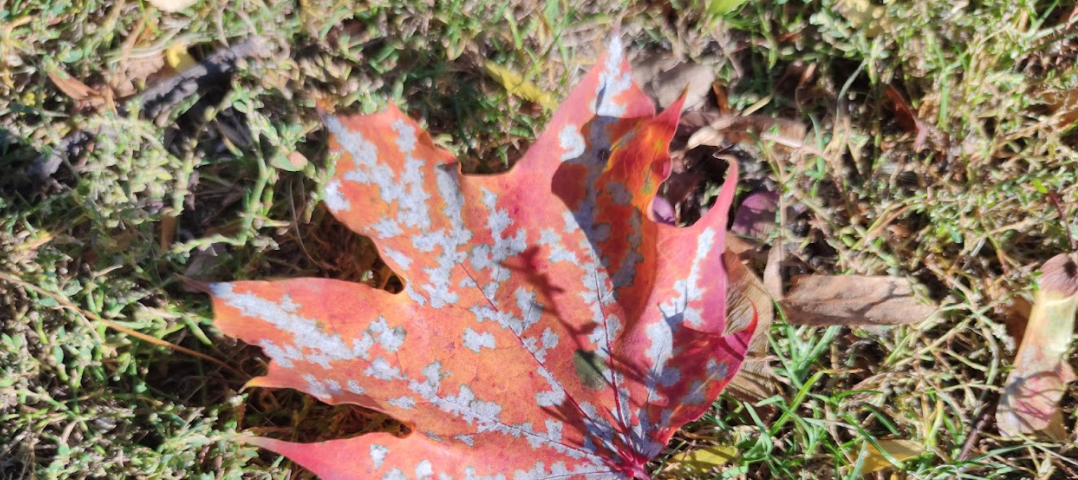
left=687, top=115, right=807, bottom=150
left=48, top=69, right=105, bottom=108
left=781, top=275, right=936, bottom=326
left=109, top=52, right=168, bottom=98
left=1042, top=89, right=1078, bottom=128
left=632, top=52, right=714, bottom=110
left=724, top=249, right=778, bottom=404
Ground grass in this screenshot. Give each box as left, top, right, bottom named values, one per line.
left=1, top=0, right=1077, bottom=478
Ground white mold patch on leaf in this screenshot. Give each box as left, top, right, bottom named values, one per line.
left=462, top=327, right=496, bottom=353
left=594, top=36, right=632, bottom=118
left=371, top=218, right=404, bottom=238
left=514, top=288, right=544, bottom=335
left=469, top=195, right=528, bottom=303
left=211, top=283, right=373, bottom=369
left=415, top=460, right=434, bottom=479
left=365, top=356, right=402, bottom=381
left=370, top=317, right=407, bottom=353
left=346, top=379, right=365, bottom=394
left=370, top=443, right=389, bottom=469
left=412, top=165, right=473, bottom=309
left=388, top=395, right=417, bottom=409
left=383, top=469, right=407, bottom=480
left=323, top=179, right=350, bottom=212
left=302, top=374, right=330, bottom=399
left=381, top=246, right=413, bottom=271
left=658, top=227, right=717, bottom=329
left=391, top=119, right=417, bottom=153
left=534, top=366, right=566, bottom=407
left=539, top=228, right=578, bottom=264
left=559, top=125, right=586, bottom=162
left=257, top=340, right=301, bottom=369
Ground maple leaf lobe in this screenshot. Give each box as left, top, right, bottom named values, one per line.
left=209, top=36, right=753, bottom=480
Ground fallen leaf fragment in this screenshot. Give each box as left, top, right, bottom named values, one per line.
left=724, top=248, right=778, bottom=404
left=48, top=69, right=105, bottom=108
left=997, top=253, right=1078, bottom=440
left=632, top=52, right=715, bottom=110
left=664, top=444, right=738, bottom=475
left=687, top=115, right=807, bottom=151
left=860, top=439, right=924, bottom=473
left=781, top=275, right=936, bottom=326
left=483, top=61, right=554, bottom=110
left=651, top=63, right=715, bottom=110
left=1042, top=89, right=1078, bottom=128
left=883, top=85, right=933, bottom=152
left=148, top=0, right=200, bottom=12
left=732, top=190, right=779, bottom=240
left=208, top=37, right=753, bottom=479
left=109, top=52, right=168, bottom=98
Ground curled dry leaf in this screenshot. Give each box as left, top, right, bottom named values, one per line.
left=781, top=275, right=936, bottom=327
left=997, top=253, right=1078, bottom=440
left=208, top=38, right=754, bottom=479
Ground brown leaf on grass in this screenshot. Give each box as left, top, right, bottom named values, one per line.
left=883, top=85, right=947, bottom=153
left=651, top=63, right=715, bottom=110
left=997, top=253, right=1078, bottom=440
left=48, top=69, right=105, bottom=109
left=632, top=51, right=715, bottom=110
left=763, top=242, right=783, bottom=300
left=781, top=275, right=936, bottom=326
left=1042, top=89, right=1078, bottom=128
left=687, top=115, right=807, bottom=151
left=724, top=249, right=778, bottom=404
left=109, top=52, right=168, bottom=98
left=732, top=190, right=779, bottom=240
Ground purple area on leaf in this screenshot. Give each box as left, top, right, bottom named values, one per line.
left=732, top=190, right=779, bottom=240
left=651, top=196, right=676, bottom=225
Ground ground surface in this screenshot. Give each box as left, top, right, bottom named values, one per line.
left=2, top=0, right=1078, bottom=479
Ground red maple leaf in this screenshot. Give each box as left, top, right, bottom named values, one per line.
left=209, top=37, right=754, bottom=479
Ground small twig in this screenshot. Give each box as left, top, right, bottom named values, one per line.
left=0, top=271, right=242, bottom=377
left=958, top=403, right=992, bottom=462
